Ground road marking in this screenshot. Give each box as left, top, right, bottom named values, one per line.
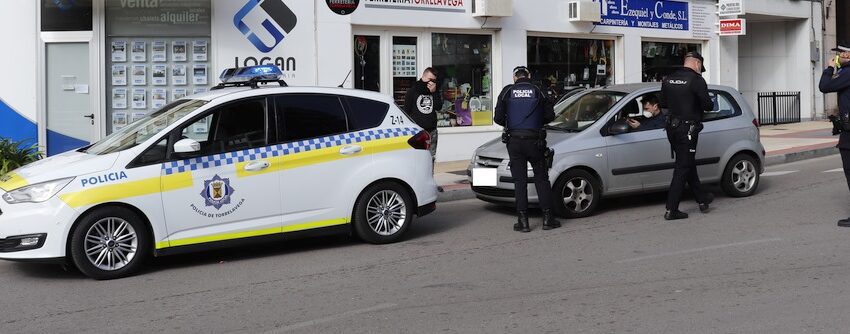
left=823, top=168, right=844, bottom=173
left=265, top=303, right=397, bottom=333
left=760, top=171, right=797, bottom=177
left=615, top=238, right=783, bottom=263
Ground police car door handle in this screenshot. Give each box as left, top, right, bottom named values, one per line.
left=339, top=145, right=363, bottom=156
left=244, top=160, right=270, bottom=172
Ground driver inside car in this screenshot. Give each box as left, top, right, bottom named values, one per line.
left=626, top=93, right=666, bottom=131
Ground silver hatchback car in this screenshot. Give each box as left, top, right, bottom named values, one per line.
left=468, top=83, right=765, bottom=218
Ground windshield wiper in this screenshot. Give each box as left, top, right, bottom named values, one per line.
left=544, top=125, right=579, bottom=132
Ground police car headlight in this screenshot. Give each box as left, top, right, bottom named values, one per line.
left=2, top=178, right=73, bottom=204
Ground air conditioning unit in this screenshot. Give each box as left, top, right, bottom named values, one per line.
left=472, top=0, right=513, bottom=17
left=568, top=0, right=601, bottom=22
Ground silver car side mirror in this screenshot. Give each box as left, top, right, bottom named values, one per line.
left=174, top=138, right=201, bottom=153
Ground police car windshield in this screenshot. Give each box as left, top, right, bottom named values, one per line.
left=548, top=90, right=626, bottom=131
left=84, top=100, right=208, bottom=155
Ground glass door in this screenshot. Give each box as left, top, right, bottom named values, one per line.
left=45, top=42, right=94, bottom=156
left=391, top=36, right=418, bottom=106
left=353, top=35, right=381, bottom=92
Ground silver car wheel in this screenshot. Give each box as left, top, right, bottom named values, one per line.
left=562, top=177, right=594, bottom=213
left=731, top=160, right=757, bottom=192
left=366, top=190, right=407, bottom=236
left=84, top=217, right=138, bottom=271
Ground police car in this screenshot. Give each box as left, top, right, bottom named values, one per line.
left=0, top=65, right=438, bottom=279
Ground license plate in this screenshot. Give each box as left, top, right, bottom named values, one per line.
left=472, top=168, right=498, bottom=186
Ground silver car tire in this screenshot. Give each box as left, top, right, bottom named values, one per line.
left=353, top=181, right=414, bottom=244
left=554, top=169, right=602, bottom=218
left=721, top=154, right=760, bottom=197
left=70, top=206, right=151, bottom=280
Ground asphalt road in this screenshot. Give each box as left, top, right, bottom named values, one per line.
left=2, top=155, right=850, bottom=333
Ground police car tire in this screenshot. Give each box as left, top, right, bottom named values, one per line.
left=69, top=206, right=151, bottom=280
left=554, top=169, right=601, bottom=218
left=721, top=154, right=760, bottom=197
left=353, top=181, right=414, bottom=244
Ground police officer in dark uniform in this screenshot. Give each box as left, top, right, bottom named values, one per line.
left=819, top=44, right=850, bottom=226
left=660, top=52, right=715, bottom=220
left=494, top=66, right=561, bottom=232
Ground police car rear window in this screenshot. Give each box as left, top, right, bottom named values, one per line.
left=345, top=97, right=389, bottom=132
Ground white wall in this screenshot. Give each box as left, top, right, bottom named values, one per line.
left=0, top=0, right=38, bottom=123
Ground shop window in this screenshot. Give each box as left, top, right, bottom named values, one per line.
left=277, top=94, right=348, bottom=142
left=641, top=42, right=701, bottom=82
left=527, top=37, right=615, bottom=103
left=431, top=33, right=493, bottom=128
left=354, top=36, right=381, bottom=92
left=345, top=97, right=389, bottom=132
left=41, top=0, right=93, bottom=31
left=392, top=36, right=418, bottom=106
left=104, top=0, right=212, bottom=135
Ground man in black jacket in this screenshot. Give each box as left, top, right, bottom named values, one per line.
left=494, top=66, right=561, bottom=232
left=819, top=44, right=850, bottom=226
left=403, top=68, right=442, bottom=168
left=661, top=52, right=715, bottom=220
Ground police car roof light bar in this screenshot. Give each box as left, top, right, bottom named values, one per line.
left=212, top=65, right=288, bottom=90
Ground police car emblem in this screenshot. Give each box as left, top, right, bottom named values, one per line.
left=201, top=175, right=235, bottom=210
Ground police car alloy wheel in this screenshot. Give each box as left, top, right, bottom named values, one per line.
left=353, top=181, right=414, bottom=244
left=70, top=207, right=151, bottom=280
left=554, top=169, right=601, bottom=218
left=721, top=154, right=760, bottom=197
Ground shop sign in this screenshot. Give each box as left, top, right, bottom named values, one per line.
left=363, top=0, right=467, bottom=13
left=719, top=18, right=745, bottom=36
left=214, top=0, right=315, bottom=84
left=106, top=0, right=211, bottom=37
left=596, top=0, right=689, bottom=31
left=718, top=0, right=744, bottom=17
left=326, top=0, right=359, bottom=15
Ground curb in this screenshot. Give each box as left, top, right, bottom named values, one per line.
left=437, top=146, right=840, bottom=203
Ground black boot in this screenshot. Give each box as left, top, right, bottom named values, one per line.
left=699, top=192, right=715, bottom=213
left=514, top=211, right=530, bottom=232
left=542, top=209, right=561, bottom=230
left=664, top=210, right=689, bottom=220
left=839, top=217, right=850, bottom=227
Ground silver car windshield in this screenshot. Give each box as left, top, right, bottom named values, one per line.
left=548, top=91, right=627, bottom=132
left=84, top=100, right=208, bottom=155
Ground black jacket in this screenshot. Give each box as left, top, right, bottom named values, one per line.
left=494, top=78, right=555, bottom=131
left=403, top=80, right=442, bottom=131
left=819, top=66, right=850, bottom=149
left=660, top=67, right=713, bottom=122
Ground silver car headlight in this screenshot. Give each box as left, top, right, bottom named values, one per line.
left=2, top=178, right=74, bottom=204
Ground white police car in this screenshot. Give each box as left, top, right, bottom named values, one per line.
left=0, top=65, right=438, bottom=279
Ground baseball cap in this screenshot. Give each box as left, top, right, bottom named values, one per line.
left=832, top=43, right=850, bottom=52
left=684, top=51, right=706, bottom=73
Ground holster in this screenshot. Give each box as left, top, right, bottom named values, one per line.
left=501, top=131, right=511, bottom=143
left=543, top=147, right=554, bottom=169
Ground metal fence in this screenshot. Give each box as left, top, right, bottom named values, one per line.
left=757, top=91, right=801, bottom=126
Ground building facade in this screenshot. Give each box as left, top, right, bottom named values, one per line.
left=0, top=0, right=826, bottom=161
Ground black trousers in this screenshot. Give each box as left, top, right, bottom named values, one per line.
left=666, top=123, right=710, bottom=211
left=508, top=138, right=553, bottom=211
left=841, top=149, right=850, bottom=193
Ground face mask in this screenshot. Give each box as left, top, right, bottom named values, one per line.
left=643, top=111, right=654, bottom=118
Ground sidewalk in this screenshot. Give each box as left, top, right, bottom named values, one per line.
left=434, top=120, right=839, bottom=203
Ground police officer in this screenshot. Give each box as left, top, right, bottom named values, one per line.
left=819, top=44, right=850, bottom=227
left=494, top=66, right=561, bottom=232
left=661, top=52, right=715, bottom=220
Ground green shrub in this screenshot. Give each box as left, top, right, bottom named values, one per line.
left=0, top=138, right=42, bottom=176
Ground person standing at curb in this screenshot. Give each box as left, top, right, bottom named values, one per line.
left=819, top=44, right=850, bottom=227
left=661, top=52, right=715, bottom=220
left=403, top=67, right=442, bottom=171
left=494, top=66, right=561, bottom=232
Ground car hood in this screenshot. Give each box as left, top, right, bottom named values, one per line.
left=0, top=150, right=119, bottom=191
left=475, top=131, right=579, bottom=160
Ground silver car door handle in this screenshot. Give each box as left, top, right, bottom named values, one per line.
left=244, top=160, right=271, bottom=172
left=339, top=145, right=363, bottom=156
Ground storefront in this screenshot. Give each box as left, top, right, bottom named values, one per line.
left=0, top=0, right=825, bottom=162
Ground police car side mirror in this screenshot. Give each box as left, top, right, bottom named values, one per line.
left=174, top=138, right=201, bottom=154
left=609, top=122, right=630, bottom=135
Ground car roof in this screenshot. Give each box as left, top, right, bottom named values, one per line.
left=187, top=86, right=398, bottom=105
left=592, top=82, right=739, bottom=94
